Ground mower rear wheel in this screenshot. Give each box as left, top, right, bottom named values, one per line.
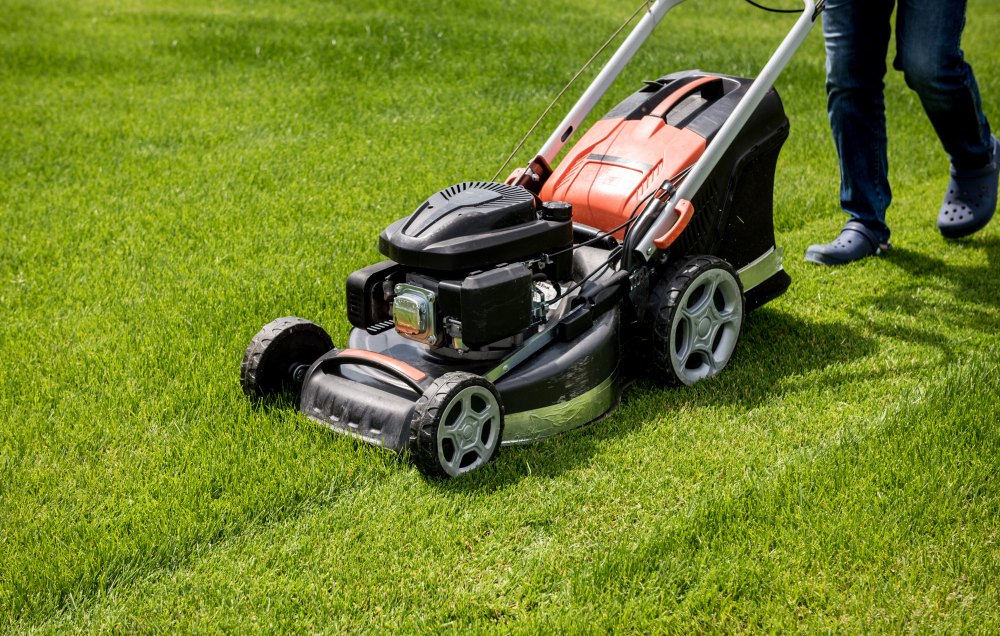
left=410, top=372, right=504, bottom=478
left=240, top=317, right=334, bottom=398
left=647, top=255, right=744, bottom=386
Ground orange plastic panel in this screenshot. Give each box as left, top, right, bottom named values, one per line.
left=338, top=349, right=427, bottom=382
left=540, top=117, right=705, bottom=238
left=652, top=199, right=694, bottom=249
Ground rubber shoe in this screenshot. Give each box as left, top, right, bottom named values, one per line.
left=804, top=220, right=889, bottom=266
left=938, top=135, right=999, bottom=239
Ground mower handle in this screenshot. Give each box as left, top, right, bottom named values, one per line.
left=536, top=0, right=689, bottom=165
left=631, top=0, right=823, bottom=264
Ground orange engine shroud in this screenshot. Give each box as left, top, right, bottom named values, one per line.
left=537, top=77, right=727, bottom=239
left=505, top=70, right=791, bottom=285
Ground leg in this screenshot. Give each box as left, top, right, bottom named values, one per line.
left=896, top=0, right=997, bottom=238
left=824, top=0, right=895, bottom=245
left=895, top=0, right=993, bottom=170
left=806, top=0, right=896, bottom=266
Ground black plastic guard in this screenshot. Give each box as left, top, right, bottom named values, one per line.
left=298, top=350, right=419, bottom=453
left=744, top=269, right=792, bottom=312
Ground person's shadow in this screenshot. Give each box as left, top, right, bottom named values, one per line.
left=867, top=236, right=1000, bottom=363
left=807, top=235, right=1000, bottom=373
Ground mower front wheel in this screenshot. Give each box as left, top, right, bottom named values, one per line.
left=409, top=372, right=504, bottom=478
left=647, top=255, right=745, bottom=386
left=240, top=317, right=334, bottom=398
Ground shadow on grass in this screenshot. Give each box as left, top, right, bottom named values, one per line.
left=437, top=237, right=1000, bottom=491
left=437, top=310, right=880, bottom=493
left=883, top=235, right=1000, bottom=308
left=854, top=236, right=1000, bottom=363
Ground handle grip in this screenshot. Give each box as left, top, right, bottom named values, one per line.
left=652, top=199, right=695, bottom=249
left=650, top=76, right=724, bottom=119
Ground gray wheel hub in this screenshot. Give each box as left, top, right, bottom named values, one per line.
left=670, top=268, right=743, bottom=385
left=436, top=385, right=501, bottom=477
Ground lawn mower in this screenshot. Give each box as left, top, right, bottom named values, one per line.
left=240, top=0, right=824, bottom=477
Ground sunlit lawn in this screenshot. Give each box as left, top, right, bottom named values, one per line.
left=1, top=0, right=998, bottom=632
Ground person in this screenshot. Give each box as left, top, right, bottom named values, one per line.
left=804, top=0, right=998, bottom=266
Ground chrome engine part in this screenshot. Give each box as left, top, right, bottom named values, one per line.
left=392, top=283, right=437, bottom=345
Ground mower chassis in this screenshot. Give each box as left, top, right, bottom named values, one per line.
left=298, top=250, right=622, bottom=451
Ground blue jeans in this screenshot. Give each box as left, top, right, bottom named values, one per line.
left=824, top=0, right=993, bottom=244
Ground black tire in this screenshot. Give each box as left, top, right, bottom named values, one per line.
left=646, top=255, right=745, bottom=386
left=409, top=372, right=504, bottom=478
left=240, top=317, right=334, bottom=398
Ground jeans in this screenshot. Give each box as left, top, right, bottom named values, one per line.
left=823, top=0, right=993, bottom=244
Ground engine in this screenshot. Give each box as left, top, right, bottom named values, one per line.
left=346, top=182, right=573, bottom=357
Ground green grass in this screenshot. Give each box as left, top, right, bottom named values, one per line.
left=1, top=0, right=998, bottom=632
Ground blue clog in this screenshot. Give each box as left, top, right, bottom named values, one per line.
left=938, top=136, right=999, bottom=239
left=804, top=220, right=889, bottom=266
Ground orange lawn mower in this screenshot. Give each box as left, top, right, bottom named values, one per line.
left=240, top=0, right=826, bottom=477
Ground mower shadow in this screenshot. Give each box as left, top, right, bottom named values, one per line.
left=435, top=309, right=881, bottom=493
left=436, top=237, right=1000, bottom=491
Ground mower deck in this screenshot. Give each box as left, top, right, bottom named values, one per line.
left=299, top=252, right=622, bottom=452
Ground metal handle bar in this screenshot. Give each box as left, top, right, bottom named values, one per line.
left=632, top=0, right=821, bottom=262
left=536, top=0, right=689, bottom=164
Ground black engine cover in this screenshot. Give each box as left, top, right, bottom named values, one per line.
left=379, top=181, right=572, bottom=272
left=458, top=264, right=532, bottom=346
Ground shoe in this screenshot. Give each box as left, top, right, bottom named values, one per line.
left=804, top=220, right=889, bottom=266
left=938, top=135, right=999, bottom=239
